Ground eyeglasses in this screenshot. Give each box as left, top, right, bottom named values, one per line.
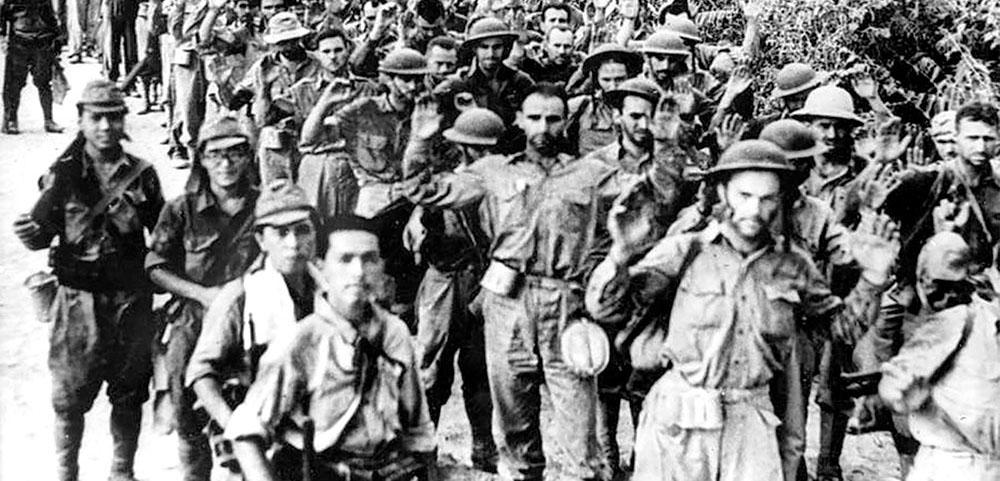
left=202, top=148, right=251, bottom=165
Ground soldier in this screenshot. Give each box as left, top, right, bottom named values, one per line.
left=404, top=106, right=506, bottom=474
left=425, top=35, right=459, bottom=87
left=230, top=11, right=326, bottom=184
left=639, top=29, right=714, bottom=140
left=566, top=43, right=643, bottom=156
left=12, top=80, right=165, bottom=481
left=587, top=140, right=900, bottom=481
left=879, top=232, right=1000, bottom=481
left=434, top=17, right=534, bottom=150
left=168, top=0, right=213, bottom=166
left=225, top=215, right=437, bottom=481
left=520, top=26, right=579, bottom=86
left=185, top=180, right=321, bottom=478
left=146, top=116, right=261, bottom=481
left=1, top=0, right=65, bottom=134
left=928, top=110, right=958, bottom=163
left=404, top=83, right=617, bottom=481
left=744, top=62, right=828, bottom=139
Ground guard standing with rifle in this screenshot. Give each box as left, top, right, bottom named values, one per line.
left=1, top=0, right=66, bottom=133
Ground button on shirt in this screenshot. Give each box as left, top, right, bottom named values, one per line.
left=586, top=222, right=884, bottom=389
left=405, top=143, right=618, bottom=283
left=145, top=188, right=260, bottom=286
left=569, top=94, right=617, bottom=157
left=236, top=51, right=327, bottom=127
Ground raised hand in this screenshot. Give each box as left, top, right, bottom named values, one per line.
left=715, top=113, right=746, bottom=152
left=858, top=162, right=904, bottom=211
left=851, top=210, right=900, bottom=286
left=904, top=129, right=928, bottom=167
left=410, top=94, right=442, bottom=140
left=874, top=117, right=913, bottom=164
left=607, top=178, right=656, bottom=264
left=318, top=78, right=355, bottom=106
left=13, top=213, right=42, bottom=245
left=619, top=0, right=639, bottom=19
left=672, top=77, right=696, bottom=115
left=932, top=198, right=971, bottom=234
left=739, top=0, right=763, bottom=20
left=208, top=0, right=228, bottom=10
left=650, top=95, right=682, bottom=143
left=850, top=69, right=879, bottom=100
left=724, top=63, right=753, bottom=98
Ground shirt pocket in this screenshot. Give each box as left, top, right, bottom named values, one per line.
left=355, top=133, right=390, bottom=174
left=675, top=272, right=725, bottom=330
left=761, top=284, right=800, bottom=341
left=183, top=233, right=220, bottom=281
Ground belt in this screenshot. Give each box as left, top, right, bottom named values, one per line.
left=523, top=274, right=583, bottom=292
left=718, top=385, right=770, bottom=405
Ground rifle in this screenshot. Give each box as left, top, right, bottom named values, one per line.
left=301, top=418, right=315, bottom=481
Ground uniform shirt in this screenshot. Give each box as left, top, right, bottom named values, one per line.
left=235, top=51, right=327, bottom=128
left=2, top=0, right=59, bottom=41
left=520, top=53, right=581, bottom=86
left=29, top=138, right=164, bottom=290
left=145, top=187, right=259, bottom=286
left=568, top=94, right=617, bottom=157
left=225, top=300, right=435, bottom=457
left=434, top=63, right=535, bottom=130
left=323, top=94, right=412, bottom=185
left=586, top=221, right=884, bottom=390
left=168, top=0, right=207, bottom=49
left=405, top=141, right=618, bottom=283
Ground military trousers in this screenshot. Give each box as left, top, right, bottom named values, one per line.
left=481, top=279, right=599, bottom=481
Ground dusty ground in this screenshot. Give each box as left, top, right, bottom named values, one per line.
left=0, top=60, right=903, bottom=480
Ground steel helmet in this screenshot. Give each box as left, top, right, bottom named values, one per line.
left=790, top=85, right=864, bottom=125
left=706, top=139, right=795, bottom=182
left=463, top=17, right=518, bottom=45
left=917, top=232, right=973, bottom=282
left=379, top=48, right=431, bottom=75
left=443, top=108, right=505, bottom=146
left=640, top=30, right=690, bottom=56
left=604, top=77, right=662, bottom=109
left=581, top=43, right=643, bottom=77
left=759, top=119, right=828, bottom=159
left=771, top=62, right=826, bottom=99
left=660, top=13, right=701, bottom=44
left=560, top=320, right=610, bottom=376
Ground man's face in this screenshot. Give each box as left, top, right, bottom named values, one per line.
left=458, top=144, right=490, bottom=164
left=917, top=277, right=974, bottom=312
left=234, top=0, right=251, bottom=19
left=718, top=170, right=782, bottom=241
left=596, top=61, right=628, bottom=94
left=274, top=38, right=303, bottom=56
left=317, top=36, right=349, bottom=73
left=932, top=133, right=957, bottom=161
left=541, top=7, right=568, bottom=32
left=261, top=0, right=286, bottom=19
left=256, top=219, right=317, bottom=275
left=545, top=29, right=573, bottom=65
left=427, top=45, right=458, bottom=79
left=646, top=53, right=688, bottom=84
left=387, top=73, right=422, bottom=102
left=323, top=230, right=384, bottom=310
left=782, top=90, right=810, bottom=112
left=617, top=95, right=654, bottom=149
left=808, top=117, right=853, bottom=162
left=79, top=109, right=126, bottom=152
left=955, top=119, right=999, bottom=168
left=476, top=38, right=508, bottom=72
left=201, top=142, right=252, bottom=189
left=517, top=93, right=566, bottom=157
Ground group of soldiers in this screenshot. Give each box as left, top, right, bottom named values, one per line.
left=10, top=0, right=1000, bottom=480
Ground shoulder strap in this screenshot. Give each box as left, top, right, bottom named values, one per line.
left=67, top=158, right=153, bottom=244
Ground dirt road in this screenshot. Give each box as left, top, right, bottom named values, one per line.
left=0, top=61, right=902, bottom=481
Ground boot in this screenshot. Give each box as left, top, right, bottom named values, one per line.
left=109, top=405, right=143, bottom=480
left=2, top=107, right=19, bottom=135
left=55, top=412, right=85, bottom=481
left=817, top=409, right=848, bottom=481
left=40, top=89, right=64, bottom=133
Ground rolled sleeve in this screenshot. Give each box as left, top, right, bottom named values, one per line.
left=185, top=280, right=246, bottom=387
left=145, top=199, right=185, bottom=272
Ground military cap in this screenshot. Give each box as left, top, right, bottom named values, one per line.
left=706, top=139, right=795, bottom=181
left=443, top=108, right=505, bottom=146
left=791, top=85, right=863, bottom=125
left=77, top=80, right=128, bottom=113
left=379, top=48, right=431, bottom=75
left=581, top=44, right=643, bottom=77
left=198, top=115, right=250, bottom=151
left=263, top=12, right=312, bottom=44
left=771, top=62, right=826, bottom=99
left=604, top=77, right=662, bottom=109
left=463, top=17, right=518, bottom=46
left=255, top=179, right=316, bottom=227
left=917, top=232, right=973, bottom=282
left=640, top=30, right=689, bottom=56
left=659, top=13, right=701, bottom=44
left=759, top=119, right=828, bottom=159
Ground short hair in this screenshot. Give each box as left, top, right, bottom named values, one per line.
left=320, top=214, right=381, bottom=257
left=426, top=35, right=458, bottom=53
left=521, top=82, right=568, bottom=114
left=955, top=101, right=999, bottom=131
left=545, top=25, right=573, bottom=43
left=541, top=2, right=572, bottom=22
left=314, top=28, right=352, bottom=49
